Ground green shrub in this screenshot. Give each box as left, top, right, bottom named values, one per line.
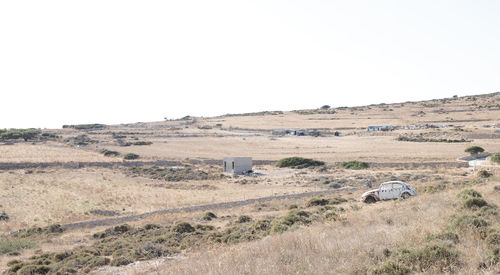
left=477, top=170, right=493, bottom=178
left=172, top=222, right=195, bottom=234
left=16, top=264, right=51, bottom=275
left=62, top=124, right=106, bottom=130
left=374, top=243, right=459, bottom=273
left=0, top=239, right=36, bottom=255
left=373, top=260, right=412, bottom=275
left=342, top=160, right=369, bottom=170
left=275, top=157, right=325, bottom=168
left=450, top=215, right=488, bottom=231
left=491, top=153, right=500, bottom=164
left=465, top=146, right=485, bottom=155
left=0, top=128, right=40, bottom=141
left=132, top=141, right=153, bottom=146
left=101, top=149, right=119, bottom=157
left=202, top=212, right=217, bottom=221
left=123, top=153, right=139, bottom=160
left=456, top=189, right=482, bottom=200
left=237, top=215, right=252, bottom=223
left=306, top=198, right=329, bottom=207
left=462, top=198, right=488, bottom=209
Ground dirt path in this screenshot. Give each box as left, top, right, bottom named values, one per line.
left=62, top=187, right=358, bottom=230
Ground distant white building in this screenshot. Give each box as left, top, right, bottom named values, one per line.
left=223, top=157, right=252, bottom=174
left=366, top=125, right=394, bottom=132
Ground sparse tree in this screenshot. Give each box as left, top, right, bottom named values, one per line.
left=320, top=105, right=330, bottom=109
left=465, top=146, right=485, bottom=155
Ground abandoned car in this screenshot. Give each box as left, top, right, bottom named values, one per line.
left=361, top=181, right=417, bottom=203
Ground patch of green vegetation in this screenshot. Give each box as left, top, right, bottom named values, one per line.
left=12, top=224, right=65, bottom=239
left=449, top=215, right=488, bottom=231
left=237, top=215, right=252, bottom=223
left=128, top=166, right=224, bottom=182
left=123, top=153, right=139, bottom=160
left=462, top=198, right=488, bottom=209
left=397, top=136, right=470, bottom=143
left=465, top=146, right=485, bottom=155
left=373, top=243, right=459, bottom=274
left=101, top=149, right=120, bottom=157
left=0, top=239, right=36, bottom=255
left=477, top=170, right=493, bottom=178
left=275, top=157, right=325, bottom=168
left=202, top=212, right=217, bottom=221
left=491, top=153, right=500, bottom=164
left=342, top=160, right=369, bottom=170
left=306, top=197, right=347, bottom=207
left=132, top=141, right=153, bottom=146
left=0, top=129, right=40, bottom=141
left=456, top=189, right=483, bottom=200
left=62, top=124, right=106, bottom=130
left=10, top=200, right=346, bottom=274
left=420, top=181, right=450, bottom=194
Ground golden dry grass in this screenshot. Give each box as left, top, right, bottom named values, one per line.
left=0, top=166, right=320, bottom=233
left=109, top=176, right=500, bottom=275
left=0, top=142, right=117, bottom=163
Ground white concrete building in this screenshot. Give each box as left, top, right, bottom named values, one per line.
left=223, top=157, right=252, bottom=174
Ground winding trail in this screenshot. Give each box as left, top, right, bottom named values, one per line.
left=62, top=187, right=358, bottom=230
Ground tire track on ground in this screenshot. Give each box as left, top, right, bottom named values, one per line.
left=62, top=187, right=358, bottom=230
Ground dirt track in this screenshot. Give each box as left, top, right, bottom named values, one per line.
left=0, top=160, right=467, bottom=171
left=62, top=187, right=358, bottom=230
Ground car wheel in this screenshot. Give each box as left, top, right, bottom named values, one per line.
left=401, top=193, right=410, bottom=199
left=365, top=196, right=376, bottom=203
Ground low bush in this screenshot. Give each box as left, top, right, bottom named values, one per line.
left=172, top=222, right=195, bottom=234
left=306, top=198, right=329, bottom=207
left=275, top=157, right=325, bottom=168
left=0, top=239, right=36, bottom=255
left=123, top=153, right=139, bottom=160
left=101, top=149, right=119, bottom=157
left=342, top=160, right=369, bottom=170
left=237, top=215, right=252, bottom=223
left=0, top=128, right=40, bottom=141
left=306, top=197, right=347, bottom=207
left=477, top=170, right=493, bottom=178
left=374, top=243, right=459, bottom=274
left=449, top=215, right=488, bottom=231
left=462, top=198, right=488, bottom=209
left=62, top=124, right=106, bottom=130
left=397, top=136, right=470, bottom=143
left=132, top=141, right=153, bottom=146
left=491, top=153, right=500, bottom=164
left=465, top=146, right=485, bottom=155
left=456, top=189, right=482, bottom=200
left=202, top=212, right=217, bottom=221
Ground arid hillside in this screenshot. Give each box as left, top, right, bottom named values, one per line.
left=1, top=93, right=500, bottom=274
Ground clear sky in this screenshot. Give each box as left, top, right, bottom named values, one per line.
left=1, top=1, right=499, bottom=129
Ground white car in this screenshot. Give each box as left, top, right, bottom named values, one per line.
left=361, top=181, right=417, bottom=203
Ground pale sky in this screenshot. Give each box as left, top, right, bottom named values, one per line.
left=1, top=1, right=499, bottom=129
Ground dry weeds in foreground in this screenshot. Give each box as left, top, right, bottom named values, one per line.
left=100, top=188, right=488, bottom=275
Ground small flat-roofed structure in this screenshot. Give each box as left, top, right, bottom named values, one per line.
left=223, top=157, right=252, bottom=174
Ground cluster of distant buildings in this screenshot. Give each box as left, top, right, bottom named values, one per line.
left=366, top=124, right=451, bottom=132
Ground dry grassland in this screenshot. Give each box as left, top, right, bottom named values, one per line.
left=110, top=175, right=500, bottom=275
